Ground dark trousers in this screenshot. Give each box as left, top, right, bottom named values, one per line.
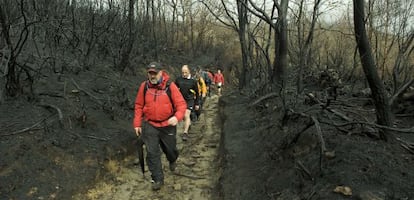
left=195, top=97, right=205, bottom=119
left=141, top=121, right=178, bottom=182
left=207, top=83, right=212, bottom=97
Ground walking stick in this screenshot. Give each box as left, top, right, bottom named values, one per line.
left=136, top=136, right=145, bottom=178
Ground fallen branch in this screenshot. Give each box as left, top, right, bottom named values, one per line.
left=70, top=78, right=103, bottom=105
left=296, top=160, right=313, bottom=181
left=395, top=113, right=414, bottom=117
left=38, top=92, right=65, bottom=98
left=38, top=103, right=64, bottom=128
left=85, top=135, right=108, bottom=141
left=389, top=79, right=414, bottom=106
left=287, top=121, right=314, bottom=148
left=326, top=121, right=414, bottom=133
left=0, top=114, right=54, bottom=136
left=286, top=109, right=327, bottom=174
left=400, top=143, right=414, bottom=154
left=396, top=137, right=414, bottom=154
left=306, top=93, right=352, bottom=122
left=311, top=116, right=327, bottom=153
left=310, top=115, right=327, bottom=175
left=250, top=92, right=278, bottom=107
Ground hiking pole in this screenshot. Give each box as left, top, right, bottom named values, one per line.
left=136, top=136, right=145, bottom=179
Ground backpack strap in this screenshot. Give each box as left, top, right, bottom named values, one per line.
left=143, top=80, right=173, bottom=106
left=165, top=81, right=173, bottom=105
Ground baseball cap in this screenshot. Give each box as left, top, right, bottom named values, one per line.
left=147, top=62, right=162, bottom=73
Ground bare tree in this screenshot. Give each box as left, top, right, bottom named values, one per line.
left=353, top=0, right=392, bottom=140
left=236, top=0, right=250, bottom=89
left=294, top=0, right=322, bottom=94
left=199, top=0, right=251, bottom=89
left=117, top=0, right=135, bottom=71
left=272, top=0, right=289, bottom=89
left=245, top=0, right=289, bottom=89
left=0, top=0, right=31, bottom=97
left=166, top=0, right=179, bottom=47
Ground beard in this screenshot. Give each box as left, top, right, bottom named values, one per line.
left=149, top=78, right=158, bottom=84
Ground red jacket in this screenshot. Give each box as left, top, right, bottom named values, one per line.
left=133, top=71, right=186, bottom=128
left=214, top=73, right=224, bottom=85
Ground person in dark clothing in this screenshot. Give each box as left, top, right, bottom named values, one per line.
left=198, top=67, right=212, bottom=97
left=206, top=69, right=214, bottom=97
left=175, top=65, right=200, bottom=141
left=194, top=70, right=207, bottom=121
left=133, top=62, right=187, bottom=191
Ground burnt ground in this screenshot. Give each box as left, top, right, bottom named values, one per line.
left=1, top=64, right=414, bottom=200
left=218, top=90, right=414, bottom=200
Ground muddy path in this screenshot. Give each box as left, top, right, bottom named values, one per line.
left=73, top=95, right=221, bottom=200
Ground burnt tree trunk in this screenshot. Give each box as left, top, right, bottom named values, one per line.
left=296, top=0, right=321, bottom=94
left=237, top=0, right=249, bottom=90
left=118, top=0, right=135, bottom=72
left=0, top=2, right=21, bottom=97
left=353, top=0, right=392, bottom=140
left=272, top=0, right=289, bottom=90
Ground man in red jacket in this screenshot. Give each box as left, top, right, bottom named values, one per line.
left=133, top=62, right=187, bottom=191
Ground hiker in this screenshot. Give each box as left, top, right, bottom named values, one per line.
left=214, top=68, right=225, bottom=96
left=175, top=65, right=200, bottom=141
left=206, top=69, right=214, bottom=97
left=133, top=62, right=187, bottom=191
left=194, top=70, right=207, bottom=120
left=198, top=67, right=212, bottom=98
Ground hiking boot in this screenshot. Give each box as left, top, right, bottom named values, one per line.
left=152, top=181, right=164, bottom=191
left=182, top=133, right=189, bottom=141
left=169, top=161, right=177, bottom=172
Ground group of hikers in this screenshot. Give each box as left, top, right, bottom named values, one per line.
left=133, top=62, right=225, bottom=191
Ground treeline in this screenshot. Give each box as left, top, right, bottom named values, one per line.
left=0, top=0, right=237, bottom=101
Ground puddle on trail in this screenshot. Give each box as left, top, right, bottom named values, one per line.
left=73, top=95, right=221, bottom=200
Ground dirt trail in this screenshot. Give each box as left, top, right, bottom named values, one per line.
left=74, top=95, right=221, bottom=200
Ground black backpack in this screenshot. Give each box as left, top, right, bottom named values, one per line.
left=201, top=71, right=211, bottom=85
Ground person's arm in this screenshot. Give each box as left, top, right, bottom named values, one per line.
left=193, top=79, right=200, bottom=106
left=133, top=82, right=146, bottom=135
left=169, top=82, right=186, bottom=121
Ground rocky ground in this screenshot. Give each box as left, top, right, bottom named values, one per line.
left=73, top=95, right=222, bottom=199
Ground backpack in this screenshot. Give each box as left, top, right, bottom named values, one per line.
left=143, top=80, right=173, bottom=105
left=201, top=71, right=211, bottom=85
left=198, top=77, right=204, bottom=87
